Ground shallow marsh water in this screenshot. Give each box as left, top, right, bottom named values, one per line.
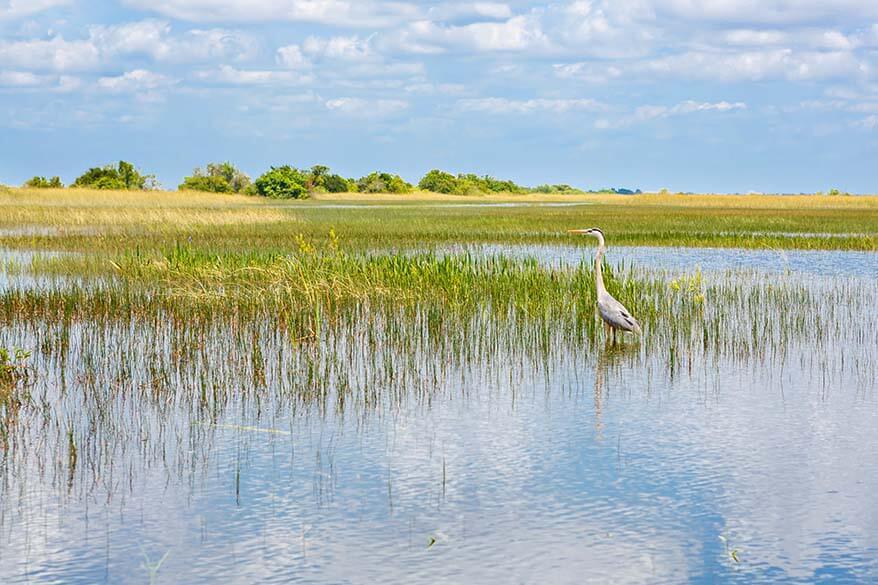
left=0, top=246, right=877, bottom=584
left=435, top=243, right=878, bottom=279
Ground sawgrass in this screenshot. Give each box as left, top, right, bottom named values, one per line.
left=1, top=188, right=875, bottom=253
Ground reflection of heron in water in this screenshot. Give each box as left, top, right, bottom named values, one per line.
left=593, top=343, right=639, bottom=436
left=568, top=227, right=642, bottom=345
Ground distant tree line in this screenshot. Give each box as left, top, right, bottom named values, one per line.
left=24, top=161, right=158, bottom=191
left=20, top=160, right=646, bottom=199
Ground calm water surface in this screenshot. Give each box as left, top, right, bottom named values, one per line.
left=438, top=243, right=878, bottom=279
left=1, top=246, right=877, bottom=584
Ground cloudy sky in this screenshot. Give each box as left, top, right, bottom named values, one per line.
left=1, top=1, right=877, bottom=192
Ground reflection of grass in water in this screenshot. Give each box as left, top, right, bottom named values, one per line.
left=0, top=348, right=31, bottom=449
left=0, top=257, right=874, bottom=537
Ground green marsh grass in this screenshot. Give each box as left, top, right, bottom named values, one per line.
left=1, top=188, right=876, bottom=253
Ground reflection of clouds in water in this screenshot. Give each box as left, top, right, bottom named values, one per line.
left=443, top=243, right=878, bottom=279
left=1, top=268, right=877, bottom=582
left=597, top=356, right=878, bottom=581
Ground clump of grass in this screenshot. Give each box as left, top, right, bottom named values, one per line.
left=0, top=347, right=32, bottom=449
left=0, top=347, right=30, bottom=390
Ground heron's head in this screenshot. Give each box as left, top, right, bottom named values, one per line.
left=567, top=227, right=603, bottom=238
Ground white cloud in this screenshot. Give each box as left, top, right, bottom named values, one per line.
left=302, top=35, right=373, bottom=61
left=404, top=82, right=466, bottom=95
left=0, top=20, right=256, bottom=74
left=647, top=49, right=867, bottom=82
left=287, top=34, right=424, bottom=80
left=89, top=19, right=257, bottom=62
left=124, top=0, right=419, bottom=28
left=646, top=0, right=878, bottom=25
left=390, top=14, right=549, bottom=54
left=638, top=100, right=747, bottom=119
left=558, top=48, right=870, bottom=83
left=0, top=70, right=43, bottom=87
left=97, top=69, right=177, bottom=92
left=276, top=45, right=310, bottom=69
left=0, top=36, right=100, bottom=72
left=596, top=99, right=746, bottom=129
left=325, top=97, right=409, bottom=117
left=854, top=114, right=878, bottom=129
left=553, top=62, right=624, bottom=83
left=456, top=97, right=605, bottom=114
left=717, top=28, right=856, bottom=50
left=0, top=70, right=81, bottom=91
left=0, top=0, right=69, bottom=20
left=195, top=64, right=312, bottom=85
left=428, top=2, right=512, bottom=21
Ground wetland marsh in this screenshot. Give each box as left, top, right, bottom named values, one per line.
left=1, top=189, right=877, bottom=583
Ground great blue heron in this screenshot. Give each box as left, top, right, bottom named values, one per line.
left=568, top=227, right=642, bottom=344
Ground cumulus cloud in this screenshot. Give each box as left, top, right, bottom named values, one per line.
left=302, top=35, right=373, bottom=61
left=195, top=64, right=312, bottom=85
left=645, top=0, right=878, bottom=25
left=557, top=49, right=870, bottom=83
left=596, top=100, right=747, bottom=129
left=0, top=37, right=100, bottom=72
left=276, top=45, right=310, bottom=69
left=456, top=97, right=605, bottom=114
left=0, top=0, right=70, bottom=20
left=854, top=114, right=878, bottom=129
left=124, top=0, right=419, bottom=28
left=427, top=2, right=512, bottom=21
left=0, top=20, right=256, bottom=73
left=97, top=69, right=177, bottom=92
left=89, top=19, right=258, bottom=63
left=0, top=70, right=81, bottom=91
left=404, top=82, right=466, bottom=95
left=279, top=34, right=425, bottom=82
left=325, top=97, right=409, bottom=117
left=0, top=70, right=44, bottom=87
left=646, top=49, right=867, bottom=82
left=388, top=14, right=549, bottom=54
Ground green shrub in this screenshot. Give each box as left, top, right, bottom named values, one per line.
left=180, top=162, right=250, bottom=193
left=254, top=166, right=308, bottom=199
left=73, top=161, right=156, bottom=190
left=305, top=165, right=351, bottom=193
left=530, top=184, right=583, bottom=194
left=24, top=176, right=63, bottom=189
left=356, top=172, right=412, bottom=194
left=179, top=175, right=233, bottom=193
left=322, top=173, right=352, bottom=193
left=417, top=170, right=525, bottom=195
left=418, top=169, right=459, bottom=194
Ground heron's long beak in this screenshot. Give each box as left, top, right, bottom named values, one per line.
left=567, top=229, right=591, bottom=234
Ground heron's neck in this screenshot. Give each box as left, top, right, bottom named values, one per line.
left=594, top=243, right=607, bottom=296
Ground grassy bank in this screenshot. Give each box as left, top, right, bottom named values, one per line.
left=1, top=188, right=876, bottom=253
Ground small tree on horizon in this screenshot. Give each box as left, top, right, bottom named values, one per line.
left=24, top=176, right=63, bottom=189
left=179, top=162, right=251, bottom=193
left=254, top=166, right=309, bottom=199
left=72, top=161, right=156, bottom=190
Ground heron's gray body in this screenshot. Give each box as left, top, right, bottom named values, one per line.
left=597, top=290, right=642, bottom=334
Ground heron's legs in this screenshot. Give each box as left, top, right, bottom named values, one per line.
left=611, top=327, right=617, bottom=346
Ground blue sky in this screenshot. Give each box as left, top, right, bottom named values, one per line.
left=1, top=0, right=877, bottom=193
